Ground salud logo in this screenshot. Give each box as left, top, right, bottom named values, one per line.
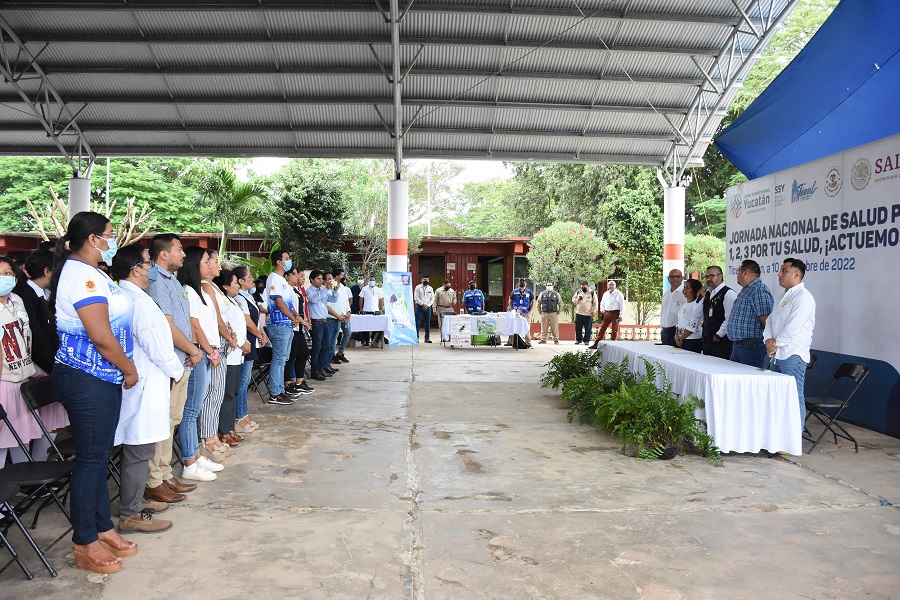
left=791, top=179, right=817, bottom=203
left=824, top=167, right=842, bottom=197
left=851, top=158, right=872, bottom=191
left=729, top=194, right=743, bottom=219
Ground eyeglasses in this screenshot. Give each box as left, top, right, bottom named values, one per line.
left=705, top=274, right=719, bottom=279
left=133, top=260, right=152, bottom=269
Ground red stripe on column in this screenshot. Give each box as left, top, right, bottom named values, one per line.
left=664, top=243, right=684, bottom=260
left=387, top=238, right=408, bottom=255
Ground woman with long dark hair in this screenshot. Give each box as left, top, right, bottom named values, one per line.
left=213, top=269, right=250, bottom=446
left=49, top=211, right=138, bottom=574
left=286, top=268, right=314, bottom=395
left=233, top=266, right=266, bottom=433
left=176, top=246, right=222, bottom=482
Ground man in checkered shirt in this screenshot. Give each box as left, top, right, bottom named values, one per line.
left=727, top=259, right=774, bottom=368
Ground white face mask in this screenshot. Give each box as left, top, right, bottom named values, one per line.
left=546, top=285, right=553, bottom=291
left=357, top=279, right=364, bottom=286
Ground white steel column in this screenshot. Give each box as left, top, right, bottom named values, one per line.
left=68, top=176, right=91, bottom=221
left=387, top=180, right=409, bottom=272
left=386, top=0, right=408, bottom=273
left=662, top=185, right=685, bottom=292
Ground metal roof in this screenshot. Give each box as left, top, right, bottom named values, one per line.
left=0, top=0, right=797, bottom=181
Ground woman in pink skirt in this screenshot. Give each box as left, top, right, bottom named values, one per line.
left=0, top=256, right=61, bottom=466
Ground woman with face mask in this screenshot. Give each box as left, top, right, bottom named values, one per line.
left=110, top=244, right=184, bottom=535
left=48, top=211, right=138, bottom=574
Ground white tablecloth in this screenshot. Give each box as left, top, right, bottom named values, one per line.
left=441, top=314, right=530, bottom=341
left=598, top=341, right=802, bottom=455
left=349, top=314, right=391, bottom=337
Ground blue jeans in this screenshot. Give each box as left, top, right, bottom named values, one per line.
left=267, top=324, right=293, bottom=395
left=768, top=354, right=807, bottom=432
left=236, top=359, right=253, bottom=420
left=415, top=306, right=432, bottom=340
left=181, top=354, right=209, bottom=461
left=730, top=339, right=767, bottom=368
left=325, top=319, right=341, bottom=365
left=51, top=363, right=121, bottom=545
left=574, top=314, right=593, bottom=343
left=311, top=320, right=329, bottom=373
left=338, top=319, right=352, bottom=354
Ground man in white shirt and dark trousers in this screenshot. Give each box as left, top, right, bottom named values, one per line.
left=359, top=274, right=384, bottom=345
left=590, top=280, right=625, bottom=347
left=414, top=275, right=435, bottom=343
left=764, top=258, right=816, bottom=431
left=701, top=265, right=737, bottom=359
left=660, top=270, right=685, bottom=346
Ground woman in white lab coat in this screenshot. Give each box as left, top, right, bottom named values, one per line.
left=111, top=244, right=184, bottom=534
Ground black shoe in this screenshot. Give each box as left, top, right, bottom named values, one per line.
left=324, top=367, right=338, bottom=374
left=299, top=381, right=315, bottom=392
left=424, top=339, right=432, bottom=343
left=337, top=354, right=349, bottom=363
left=588, top=344, right=598, bottom=350
left=268, top=393, right=294, bottom=405
left=361, top=341, right=369, bottom=346
left=286, top=383, right=303, bottom=395
left=311, top=372, right=327, bottom=381
left=294, top=384, right=314, bottom=395
left=322, top=370, right=333, bottom=377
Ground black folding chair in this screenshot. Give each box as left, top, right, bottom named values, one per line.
left=0, top=482, right=57, bottom=579
left=804, top=353, right=818, bottom=381
left=250, top=359, right=271, bottom=403
left=804, top=362, right=870, bottom=453
left=20, top=378, right=121, bottom=491
left=0, top=404, right=72, bottom=577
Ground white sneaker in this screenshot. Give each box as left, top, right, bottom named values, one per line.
left=182, top=462, right=217, bottom=482
left=197, top=455, right=224, bottom=472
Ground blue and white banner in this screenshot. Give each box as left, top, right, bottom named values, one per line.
left=383, top=272, right=417, bottom=346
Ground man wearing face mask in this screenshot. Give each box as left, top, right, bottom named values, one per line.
left=535, top=282, right=562, bottom=344
left=462, top=280, right=485, bottom=314
left=333, top=269, right=353, bottom=364
left=434, top=279, right=457, bottom=331
left=572, top=281, right=598, bottom=345
left=264, top=250, right=300, bottom=400
left=414, top=275, right=435, bottom=343
left=359, top=274, right=385, bottom=346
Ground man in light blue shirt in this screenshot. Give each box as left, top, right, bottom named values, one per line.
left=306, top=269, right=339, bottom=381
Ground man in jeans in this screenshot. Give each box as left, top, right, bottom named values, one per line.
left=307, top=270, right=339, bottom=381
left=333, top=269, right=353, bottom=364
left=144, top=233, right=204, bottom=505
left=727, top=259, right=774, bottom=368
left=264, top=249, right=300, bottom=405
left=764, top=258, right=816, bottom=430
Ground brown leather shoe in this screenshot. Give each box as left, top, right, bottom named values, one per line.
left=164, top=477, right=197, bottom=493
left=145, top=483, right=186, bottom=503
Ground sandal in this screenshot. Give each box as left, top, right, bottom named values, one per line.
left=228, top=431, right=245, bottom=443
left=235, top=418, right=259, bottom=433
left=203, top=438, right=229, bottom=459
left=73, top=543, right=122, bottom=574
left=218, top=433, right=240, bottom=447
left=98, top=533, right=138, bottom=558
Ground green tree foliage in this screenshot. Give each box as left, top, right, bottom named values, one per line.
left=182, top=159, right=269, bottom=255
left=0, top=157, right=73, bottom=231
left=271, top=160, right=348, bottom=269
left=456, top=179, right=518, bottom=237
left=404, top=160, right=464, bottom=227
left=684, top=234, right=726, bottom=277
left=600, top=172, right=664, bottom=324
left=526, top=221, right=615, bottom=303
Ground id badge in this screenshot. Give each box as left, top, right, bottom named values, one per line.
left=709, top=308, right=713, bottom=318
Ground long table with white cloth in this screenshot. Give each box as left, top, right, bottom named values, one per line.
left=349, top=314, right=391, bottom=338
left=598, top=341, right=802, bottom=455
left=441, top=313, right=530, bottom=347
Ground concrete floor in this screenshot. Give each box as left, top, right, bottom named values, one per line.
left=2, top=341, right=899, bottom=599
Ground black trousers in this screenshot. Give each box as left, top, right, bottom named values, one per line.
left=660, top=326, right=676, bottom=346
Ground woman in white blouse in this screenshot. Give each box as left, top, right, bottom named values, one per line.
left=675, top=279, right=704, bottom=353
left=213, top=269, right=250, bottom=447
left=176, top=247, right=223, bottom=482
left=111, top=244, right=184, bottom=534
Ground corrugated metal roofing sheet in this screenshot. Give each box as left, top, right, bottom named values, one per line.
left=0, top=0, right=796, bottom=170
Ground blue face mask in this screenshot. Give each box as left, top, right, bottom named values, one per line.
left=368, top=280, right=376, bottom=287
left=99, top=236, right=118, bottom=263
left=283, top=260, right=293, bottom=272
left=0, top=275, right=15, bottom=296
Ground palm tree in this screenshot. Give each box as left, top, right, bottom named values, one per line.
left=183, top=161, right=268, bottom=256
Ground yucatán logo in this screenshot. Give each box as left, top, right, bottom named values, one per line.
left=851, top=158, right=871, bottom=191
left=824, top=167, right=842, bottom=197
left=729, top=194, right=743, bottom=219
left=791, top=179, right=817, bottom=203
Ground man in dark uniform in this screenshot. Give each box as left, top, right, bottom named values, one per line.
left=701, top=265, right=738, bottom=359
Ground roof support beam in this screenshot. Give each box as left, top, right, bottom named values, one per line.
left=0, top=2, right=741, bottom=27
left=12, top=33, right=724, bottom=57
left=0, top=16, right=95, bottom=177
